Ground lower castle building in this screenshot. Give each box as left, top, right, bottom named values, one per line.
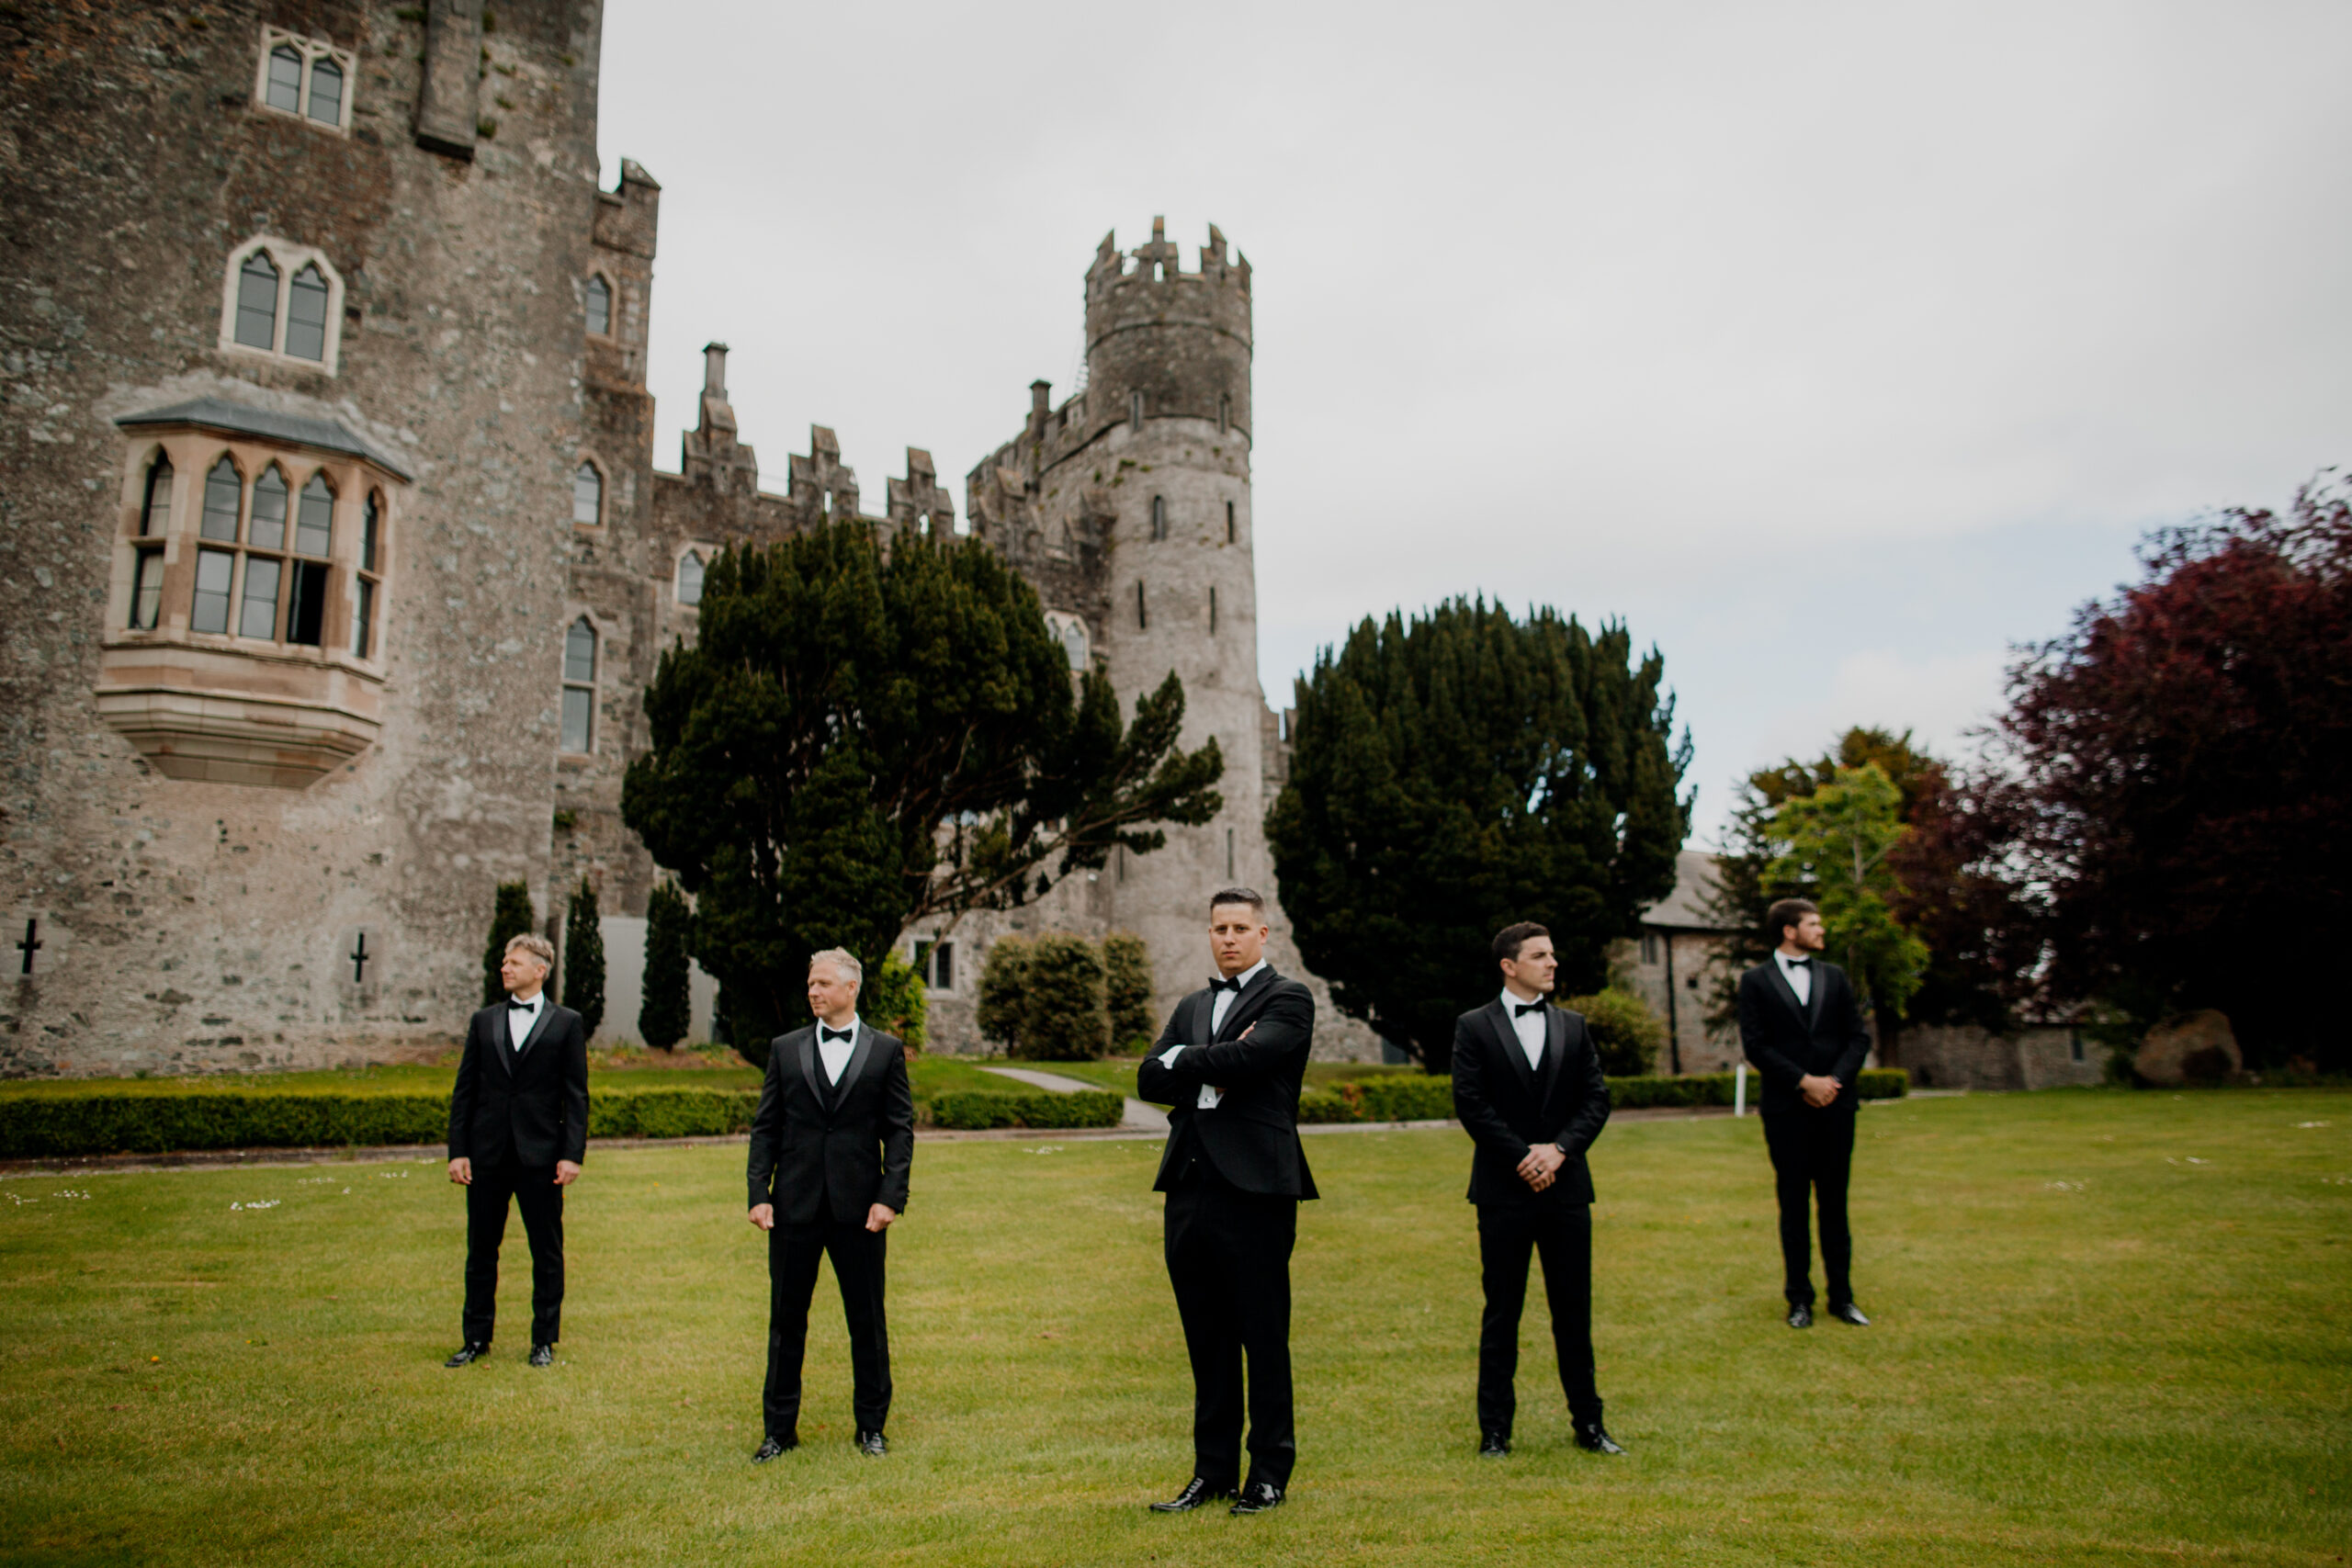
left=0, top=0, right=1366, bottom=1074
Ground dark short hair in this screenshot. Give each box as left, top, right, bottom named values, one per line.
left=1765, top=897, right=1819, bottom=943
left=1209, top=886, right=1265, bottom=918
left=1492, top=921, right=1549, bottom=964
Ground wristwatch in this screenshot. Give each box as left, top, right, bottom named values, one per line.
left=1553, top=1143, right=1571, bottom=1157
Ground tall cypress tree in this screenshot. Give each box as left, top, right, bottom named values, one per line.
left=481, top=881, right=537, bottom=1007
left=639, top=880, right=693, bottom=1051
left=563, top=876, right=606, bottom=1037
left=1266, top=598, right=1690, bottom=1072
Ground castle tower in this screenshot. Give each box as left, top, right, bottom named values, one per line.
left=1078, top=220, right=1268, bottom=1006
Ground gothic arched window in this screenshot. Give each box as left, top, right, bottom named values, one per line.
left=286, top=265, right=331, bottom=361
left=676, top=549, right=706, bottom=606
left=560, top=620, right=598, bottom=752
left=572, top=462, right=604, bottom=526
left=585, top=275, right=612, bottom=336
left=234, top=252, right=280, bottom=349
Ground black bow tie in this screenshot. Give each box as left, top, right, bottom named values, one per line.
left=1209, top=976, right=1244, bottom=995
left=1784, top=957, right=1812, bottom=969
left=819, top=1025, right=854, bottom=1044
left=1513, top=999, right=1546, bottom=1018
left=508, top=998, right=538, bottom=1010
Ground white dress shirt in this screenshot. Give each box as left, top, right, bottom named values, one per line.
left=816, top=1016, right=860, bottom=1086
left=1500, top=989, right=1548, bottom=1072
left=1160, top=959, right=1269, bottom=1111
left=1775, top=949, right=1814, bottom=1008
left=505, top=991, right=544, bottom=1052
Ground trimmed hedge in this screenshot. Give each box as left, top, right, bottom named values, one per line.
left=0, top=1086, right=763, bottom=1160
left=1295, top=1067, right=1907, bottom=1126
left=925, top=1089, right=1124, bottom=1132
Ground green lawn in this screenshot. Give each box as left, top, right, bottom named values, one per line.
left=1, top=1089, right=2345, bottom=1566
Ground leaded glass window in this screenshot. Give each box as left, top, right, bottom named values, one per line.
left=361, top=492, right=380, bottom=571
left=306, top=56, right=343, bottom=124
left=286, top=265, right=329, bottom=361
left=249, top=467, right=288, bottom=551
left=296, top=474, right=334, bottom=557
left=238, top=556, right=282, bottom=639
left=560, top=619, right=597, bottom=753
left=266, top=45, right=303, bottom=112
left=192, top=549, right=234, bottom=635
left=353, top=579, right=375, bottom=658
left=585, top=275, right=611, bottom=336
left=130, top=550, right=164, bottom=630
left=572, top=462, right=602, bottom=525
left=676, top=549, right=704, bottom=606
left=235, top=253, right=280, bottom=349
left=202, top=458, right=243, bottom=541
left=141, top=457, right=173, bottom=536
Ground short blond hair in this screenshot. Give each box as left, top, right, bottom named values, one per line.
left=505, top=932, right=555, bottom=968
left=807, top=947, right=863, bottom=985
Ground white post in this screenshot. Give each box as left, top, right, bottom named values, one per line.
left=1735, top=1060, right=1747, bottom=1118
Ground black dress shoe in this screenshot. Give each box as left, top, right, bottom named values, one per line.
left=528, top=1344, right=554, bottom=1368
left=752, top=1434, right=797, bottom=1463
left=854, top=1429, right=888, bottom=1457
left=443, top=1342, right=490, bottom=1368
left=1148, top=1477, right=1236, bottom=1513
left=1229, top=1480, right=1285, bottom=1516
left=1787, top=1303, right=1814, bottom=1329
left=1575, top=1421, right=1625, bottom=1454
left=1827, top=1302, right=1871, bottom=1326
left=1478, top=1431, right=1511, bottom=1457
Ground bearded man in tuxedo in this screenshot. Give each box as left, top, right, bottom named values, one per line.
left=1737, top=897, right=1875, bottom=1328
left=746, top=948, right=915, bottom=1463
left=1451, top=921, right=1621, bottom=1458
left=445, top=931, right=590, bottom=1369
left=1136, top=887, right=1317, bottom=1517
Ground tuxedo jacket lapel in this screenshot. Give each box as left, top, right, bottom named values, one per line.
left=1213, top=968, right=1282, bottom=1043
left=1537, top=1007, right=1566, bottom=1096
left=1805, top=967, right=1828, bottom=1028
left=1485, top=1001, right=1535, bottom=1091
left=833, top=1026, right=879, bottom=1106
left=796, top=1031, right=828, bottom=1110
left=513, top=999, right=556, bottom=1060
left=1767, top=962, right=1811, bottom=1031
left=481, top=1010, right=514, bottom=1078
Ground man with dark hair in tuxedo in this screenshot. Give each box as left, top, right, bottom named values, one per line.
left=1137, top=887, right=1317, bottom=1517
left=445, top=931, right=590, bottom=1370
left=1737, top=897, right=1875, bottom=1328
left=1451, top=921, right=1621, bottom=1458
left=746, top=948, right=915, bottom=1463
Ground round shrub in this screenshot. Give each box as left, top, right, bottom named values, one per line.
left=1562, top=987, right=1667, bottom=1077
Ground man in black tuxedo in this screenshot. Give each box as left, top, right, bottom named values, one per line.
left=445, top=931, right=590, bottom=1369
left=1136, top=887, right=1317, bottom=1517
left=1737, top=897, right=1875, bottom=1328
left=746, top=948, right=915, bottom=1463
left=1451, top=921, right=1621, bottom=1458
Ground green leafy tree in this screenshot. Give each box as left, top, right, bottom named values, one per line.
left=1102, top=932, right=1156, bottom=1052
left=1015, top=934, right=1111, bottom=1061
left=562, top=877, right=606, bottom=1037
left=639, top=880, right=693, bottom=1051
left=481, top=881, right=536, bottom=1007
left=975, top=936, right=1032, bottom=1055
left=621, top=523, right=1223, bottom=1066
left=1758, top=763, right=1930, bottom=1019
left=863, top=952, right=929, bottom=1051
left=1266, top=598, right=1690, bottom=1072
left=1564, top=987, right=1667, bottom=1077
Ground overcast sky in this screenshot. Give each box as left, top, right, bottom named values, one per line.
left=597, top=0, right=2350, bottom=840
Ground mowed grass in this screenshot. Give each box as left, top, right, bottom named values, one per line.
left=0, top=1090, right=2346, bottom=1567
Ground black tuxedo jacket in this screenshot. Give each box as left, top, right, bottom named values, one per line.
left=447, top=998, right=591, bottom=1168
left=1451, top=998, right=1611, bottom=1207
left=747, top=1023, right=915, bottom=1225
left=1136, top=966, right=1319, bottom=1200
left=1736, top=957, right=1873, bottom=1115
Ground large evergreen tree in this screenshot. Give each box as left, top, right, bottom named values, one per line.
left=639, top=880, right=693, bottom=1051
left=1266, top=599, right=1690, bottom=1072
left=481, top=881, right=536, bottom=1007
left=562, top=876, right=606, bottom=1038
left=622, top=522, right=1223, bottom=1063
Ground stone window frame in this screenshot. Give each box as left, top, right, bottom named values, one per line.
left=218, top=235, right=346, bottom=373
left=673, top=542, right=713, bottom=608
left=571, top=455, right=607, bottom=528
left=559, top=615, right=605, bottom=758
left=112, top=441, right=383, bottom=659
left=1149, top=494, right=1168, bottom=542
left=584, top=270, right=616, bottom=339
left=252, top=27, right=356, bottom=135
left=1044, top=610, right=1090, bottom=670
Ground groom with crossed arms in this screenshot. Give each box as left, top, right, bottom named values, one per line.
left=1137, top=886, right=1317, bottom=1517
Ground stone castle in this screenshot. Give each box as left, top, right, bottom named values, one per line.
left=0, top=0, right=1367, bottom=1074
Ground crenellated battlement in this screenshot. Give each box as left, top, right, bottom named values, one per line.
left=1085, top=218, right=1251, bottom=348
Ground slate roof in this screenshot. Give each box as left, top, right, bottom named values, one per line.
left=115, top=399, right=414, bottom=481
left=1640, top=848, right=1739, bottom=931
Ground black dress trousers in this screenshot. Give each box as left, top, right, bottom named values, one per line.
left=763, top=1219, right=892, bottom=1438
left=462, top=1156, right=564, bottom=1347
left=1763, top=1106, right=1857, bottom=1306
left=1476, top=1201, right=1600, bottom=1436
left=1164, top=1165, right=1298, bottom=1491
